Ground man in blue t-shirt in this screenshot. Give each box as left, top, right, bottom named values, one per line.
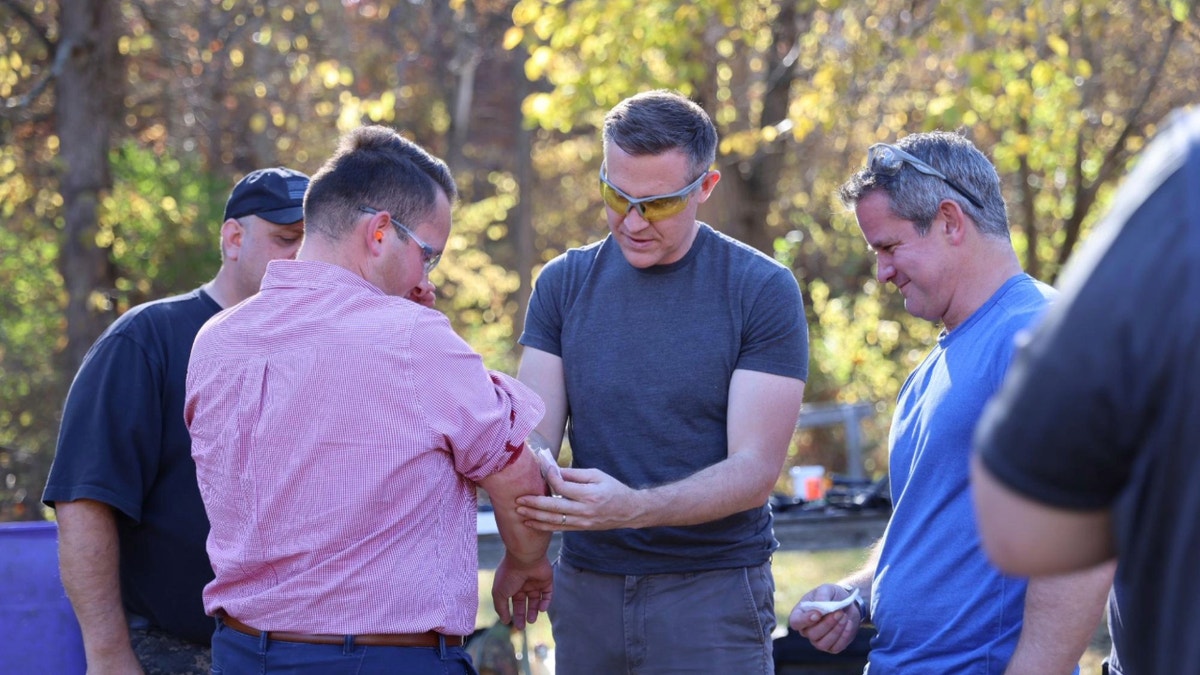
left=43, top=167, right=309, bottom=674
left=514, top=90, right=809, bottom=673
left=788, top=132, right=1113, bottom=674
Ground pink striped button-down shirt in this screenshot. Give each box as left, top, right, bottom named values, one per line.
left=185, top=259, right=544, bottom=636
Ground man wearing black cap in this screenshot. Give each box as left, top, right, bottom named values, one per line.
left=43, top=167, right=309, bottom=674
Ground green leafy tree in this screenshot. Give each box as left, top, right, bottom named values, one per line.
left=2, top=0, right=1199, bottom=518
left=0, top=0, right=537, bottom=518
left=509, top=0, right=1200, bottom=474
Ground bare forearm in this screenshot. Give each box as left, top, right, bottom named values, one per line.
left=839, top=538, right=883, bottom=600
left=634, top=450, right=782, bottom=528
left=634, top=370, right=802, bottom=528
left=1005, top=562, right=1115, bottom=675
left=493, top=504, right=552, bottom=565
left=517, top=348, right=567, bottom=454
left=481, top=448, right=553, bottom=564
left=56, top=499, right=140, bottom=666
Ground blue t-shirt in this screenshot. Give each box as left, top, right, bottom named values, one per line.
left=43, top=289, right=221, bottom=645
left=868, top=274, right=1062, bottom=675
left=520, top=224, right=808, bottom=575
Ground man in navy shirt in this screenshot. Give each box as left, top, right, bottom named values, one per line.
left=973, top=107, right=1200, bottom=675
left=43, top=167, right=308, bottom=674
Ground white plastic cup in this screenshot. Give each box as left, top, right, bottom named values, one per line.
left=789, top=465, right=827, bottom=501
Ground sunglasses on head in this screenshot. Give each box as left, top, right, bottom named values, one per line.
left=867, top=143, right=985, bottom=210
left=598, top=165, right=709, bottom=222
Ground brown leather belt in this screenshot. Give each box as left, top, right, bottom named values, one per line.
left=219, top=614, right=465, bottom=648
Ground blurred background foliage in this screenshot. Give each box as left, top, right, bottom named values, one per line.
left=2, top=0, right=1198, bottom=519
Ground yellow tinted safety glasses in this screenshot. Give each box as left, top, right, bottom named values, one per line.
left=599, top=165, right=709, bottom=221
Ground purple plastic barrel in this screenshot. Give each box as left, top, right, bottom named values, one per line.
left=0, top=521, right=86, bottom=674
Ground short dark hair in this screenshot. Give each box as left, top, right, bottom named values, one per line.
left=838, top=130, right=1009, bottom=237
left=603, top=90, right=718, bottom=179
left=303, top=125, right=457, bottom=240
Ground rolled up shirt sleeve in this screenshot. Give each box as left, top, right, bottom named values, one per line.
left=410, top=310, right=545, bottom=483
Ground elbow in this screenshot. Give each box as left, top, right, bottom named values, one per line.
left=751, top=482, right=776, bottom=508
left=741, top=472, right=779, bottom=512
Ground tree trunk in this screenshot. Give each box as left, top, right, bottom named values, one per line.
left=56, top=0, right=121, bottom=373
left=444, top=1, right=480, bottom=175
left=706, top=3, right=800, bottom=255
left=512, top=64, right=533, bottom=339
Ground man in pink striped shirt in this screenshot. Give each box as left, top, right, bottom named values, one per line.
left=185, top=125, right=552, bottom=674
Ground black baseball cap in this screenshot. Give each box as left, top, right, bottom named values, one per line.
left=223, top=167, right=310, bottom=224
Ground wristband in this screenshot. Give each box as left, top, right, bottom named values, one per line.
left=839, top=584, right=869, bottom=623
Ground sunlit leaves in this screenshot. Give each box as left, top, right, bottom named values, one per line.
left=0, top=141, right=67, bottom=481
left=502, top=26, right=524, bottom=50
left=99, top=143, right=224, bottom=310
left=513, top=0, right=721, bottom=131
left=439, top=176, right=524, bottom=372
left=2, top=0, right=1199, bottom=504
left=314, top=60, right=347, bottom=89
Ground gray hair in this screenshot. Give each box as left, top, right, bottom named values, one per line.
left=838, top=130, right=1009, bottom=237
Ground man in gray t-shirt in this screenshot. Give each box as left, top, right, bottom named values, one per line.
left=515, top=90, right=808, bottom=674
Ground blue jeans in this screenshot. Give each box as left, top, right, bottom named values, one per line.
left=548, top=558, right=776, bottom=675
left=211, top=619, right=478, bottom=674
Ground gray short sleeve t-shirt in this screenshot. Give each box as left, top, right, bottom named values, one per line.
left=520, top=224, right=808, bottom=574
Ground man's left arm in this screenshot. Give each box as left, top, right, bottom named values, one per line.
left=635, top=369, right=805, bottom=526
left=518, top=369, right=804, bottom=530
left=480, top=446, right=554, bottom=630
left=1003, top=561, right=1115, bottom=675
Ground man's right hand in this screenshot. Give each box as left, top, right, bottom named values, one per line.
left=491, top=554, right=554, bottom=631
left=788, top=583, right=863, bottom=654
left=405, top=280, right=437, bottom=308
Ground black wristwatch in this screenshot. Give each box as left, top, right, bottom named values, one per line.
left=839, top=583, right=870, bottom=624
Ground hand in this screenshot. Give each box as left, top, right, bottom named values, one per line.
left=515, top=466, right=645, bottom=531
left=405, top=280, right=437, bottom=308
left=491, top=554, right=553, bottom=630
left=788, top=583, right=863, bottom=654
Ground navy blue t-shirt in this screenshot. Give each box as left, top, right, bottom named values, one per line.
left=977, top=107, right=1200, bottom=675
left=43, top=289, right=221, bottom=645
left=520, top=224, right=808, bottom=575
